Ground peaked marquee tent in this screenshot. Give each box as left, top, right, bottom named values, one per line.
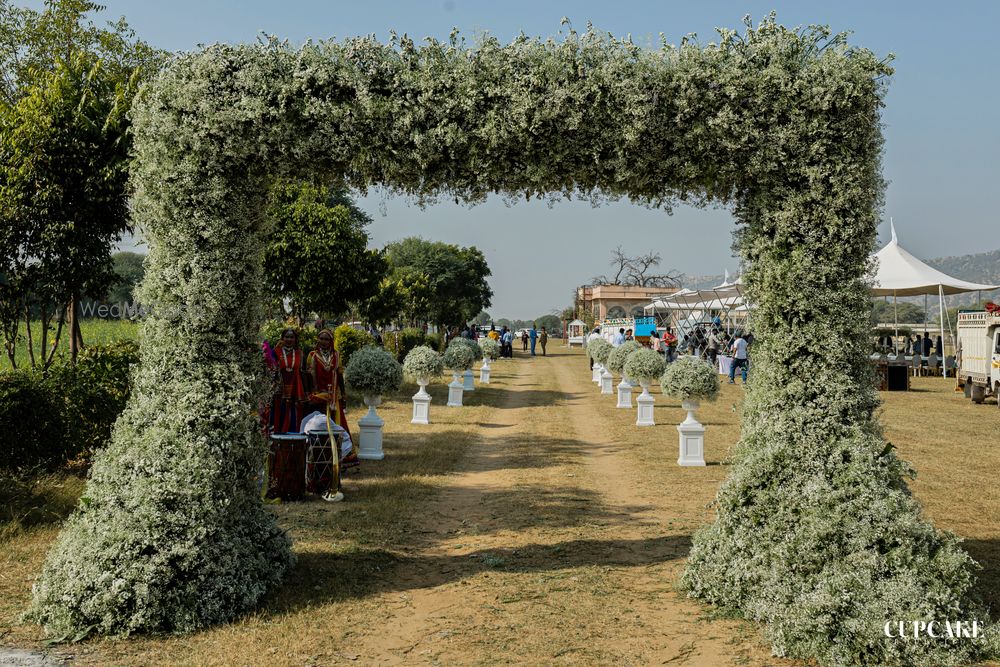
left=872, top=221, right=998, bottom=374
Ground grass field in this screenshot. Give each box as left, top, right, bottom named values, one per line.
left=1, top=319, right=139, bottom=371
left=0, top=348, right=997, bottom=665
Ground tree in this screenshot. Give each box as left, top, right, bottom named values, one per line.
left=534, top=314, right=561, bottom=332
left=263, top=181, right=387, bottom=322
left=591, top=246, right=681, bottom=287
left=384, top=237, right=493, bottom=329
left=473, top=310, right=492, bottom=326
left=871, top=299, right=924, bottom=324
left=0, top=0, right=160, bottom=366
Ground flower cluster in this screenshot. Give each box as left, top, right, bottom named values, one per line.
left=623, top=347, right=666, bottom=382
left=660, top=355, right=720, bottom=402
left=443, top=343, right=476, bottom=371
left=402, top=345, right=444, bottom=381
left=586, top=338, right=612, bottom=365
left=605, top=340, right=641, bottom=374
left=478, top=337, right=500, bottom=360
left=344, top=345, right=403, bottom=396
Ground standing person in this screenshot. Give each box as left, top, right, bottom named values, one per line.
left=706, top=328, right=722, bottom=365
left=587, top=326, right=602, bottom=370
left=270, top=328, right=307, bottom=433
left=539, top=327, right=548, bottom=356
left=728, top=331, right=749, bottom=385
left=650, top=331, right=663, bottom=356
left=521, top=328, right=529, bottom=351
left=488, top=325, right=500, bottom=342
left=935, top=335, right=943, bottom=357
left=922, top=332, right=932, bottom=357
left=613, top=327, right=625, bottom=346
left=502, top=326, right=513, bottom=358
left=529, top=323, right=538, bottom=356
left=624, top=328, right=634, bottom=342
left=662, top=327, right=677, bottom=362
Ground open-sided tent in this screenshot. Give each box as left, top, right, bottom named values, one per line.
left=872, top=221, right=998, bottom=373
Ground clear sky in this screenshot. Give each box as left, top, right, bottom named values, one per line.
left=34, top=1, right=1000, bottom=319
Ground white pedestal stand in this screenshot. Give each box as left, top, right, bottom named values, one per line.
left=463, top=368, right=475, bottom=391
left=358, top=395, right=385, bottom=460
left=592, top=363, right=602, bottom=384
left=411, top=379, right=431, bottom=425
left=480, top=358, right=491, bottom=384
left=616, top=376, right=633, bottom=408
left=447, top=372, right=464, bottom=407
left=677, top=399, right=706, bottom=466
left=635, top=382, right=655, bottom=426
left=600, top=368, right=614, bottom=394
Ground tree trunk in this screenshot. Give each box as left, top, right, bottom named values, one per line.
left=68, top=294, right=84, bottom=365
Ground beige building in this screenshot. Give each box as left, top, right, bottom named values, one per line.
left=575, top=285, right=680, bottom=322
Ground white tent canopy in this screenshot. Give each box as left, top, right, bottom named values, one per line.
left=872, top=224, right=998, bottom=296
left=871, top=221, right=998, bottom=375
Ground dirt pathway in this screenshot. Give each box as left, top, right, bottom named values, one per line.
left=341, top=350, right=781, bottom=666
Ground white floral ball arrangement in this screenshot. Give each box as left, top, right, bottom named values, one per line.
left=402, top=345, right=444, bottom=381
left=606, top=340, right=642, bottom=374
left=660, top=355, right=720, bottom=402
left=345, top=345, right=403, bottom=396
left=587, top=338, right=612, bottom=366
left=478, top=337, right=500, bottom=360
left=443, top=343, right=476, bottom=371
left=624, top=347, right=666, bottom=382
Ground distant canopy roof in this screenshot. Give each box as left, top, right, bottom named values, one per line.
left=872, top=223, right=998, bottom=297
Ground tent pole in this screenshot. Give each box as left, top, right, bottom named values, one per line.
left=938, top=284, right=946, bottom=378
left=893, top=291, right=899, bottom=355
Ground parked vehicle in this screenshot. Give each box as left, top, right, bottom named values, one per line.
left=956, top=310, right=1000, bottom=407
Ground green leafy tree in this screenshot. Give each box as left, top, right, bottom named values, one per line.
left=264, top=181, right=387, bottom=322
left=534, top=314, right=561, bottom=332
left=0, top=0, right=160, bottom=366
left=473, top=310, right=491, bottom=326
left=384, top=237, right=493, bottom=330
left=871, top=299, right=924, bottom=324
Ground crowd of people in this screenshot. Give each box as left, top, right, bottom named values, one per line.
left=875, top=331, right=943, bottom=357
left=449, top=322, right=550, bottom=358
left=588, top=321, right=753, bottom=384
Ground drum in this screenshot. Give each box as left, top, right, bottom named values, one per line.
left=306, top=432, right=342, bottom=495
left=267, top=433, right=307, bottom=501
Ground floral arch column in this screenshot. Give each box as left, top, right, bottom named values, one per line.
left=29, top=19, right=992, bottom=664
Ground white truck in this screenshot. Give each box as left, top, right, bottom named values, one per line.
left=956, top=311, right=1000, bottom=407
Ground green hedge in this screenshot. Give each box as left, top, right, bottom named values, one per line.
left=0, top=342, right=138, bottom=471
left=382, top=327, right=425, bottom=362
left=333, top=325, right=375, bottom=366
left=424, top=332, right=443, bottom=352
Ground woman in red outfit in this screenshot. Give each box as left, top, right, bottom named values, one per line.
left=307, top=329, right=358, bottom=465
left=269, top=328, right=307, bottom=433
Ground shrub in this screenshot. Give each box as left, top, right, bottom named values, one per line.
left=344, top=345, right=403, bottom=396
left=424, top=332, right=443, bottom=352
left=402, top=345, right=444, bottom=381
left=605, top=340, right=641, bottom=374
left=393, top=328, right=427, bottom=362
left=0, top=369, right=66, bottom=471
left=443, top=343, right=475, bottom=371
left=333, top=325, right=375, bottom=366
left=479, top=337, right=500, bottom=360
left=624, top=347, right=666, bottom=382
left=260, top=321, right=318, bottom=354
left=0, top=342, right=139, bottom=472
left=660, top=355, right=720, bottom=402
left=587, top=338, right=612, bottom=365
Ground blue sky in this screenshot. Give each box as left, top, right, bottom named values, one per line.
left=37, top=1, right=1000, bottom=318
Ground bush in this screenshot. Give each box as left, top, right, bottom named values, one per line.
left=333, top=325, right=375, bottom=366
left=260, top=321, right=319, bottom=354
left=0, top=341, right=139, bottom=472
left=479, top=337, right=500, bottom=360
left=383, top=327, right=425, bottom=362
left=424, top=332, right=443, bottom=352
left=606, top=340, right=641, bottom=374
left=0, top=369, right=66, bottom=470
left=443, top=343, right=475, bottom=371
left=402, top=345, right=444, bottom=381
left=624, top=347, right=665, bottom=382
left=660, top=355, right=719, bottom=402
left=344, top=345, right=403, bottom=396
left=587, top=338, right=612, bottom=365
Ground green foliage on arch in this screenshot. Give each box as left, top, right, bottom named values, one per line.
left=27, top=16, right=995, bottom=665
